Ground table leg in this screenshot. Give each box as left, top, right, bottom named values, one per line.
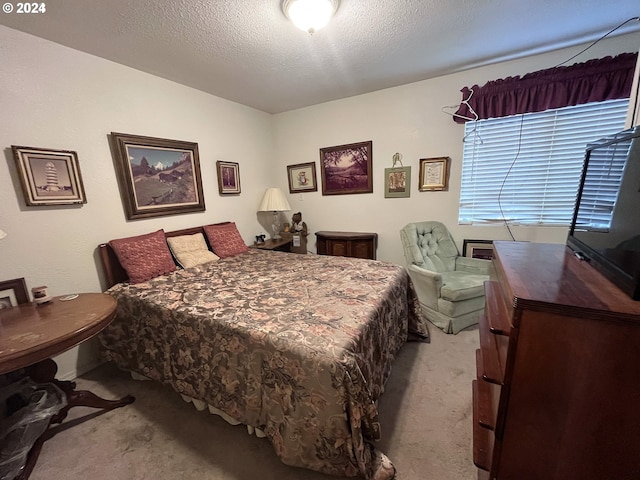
left=51, top=380, right=135, bottom=424
left=15, top=425, right=49, bottom=480
left=17, top=359, right=135, bottom=479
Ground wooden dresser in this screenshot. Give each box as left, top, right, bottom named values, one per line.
left=315, top=231, right=377, bottom=260
left=473, top=241, right=640, bottom=480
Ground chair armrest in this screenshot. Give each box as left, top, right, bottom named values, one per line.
left=455, top=256, right=493, bottom=276
left=407, top=264, right=442, bottom=310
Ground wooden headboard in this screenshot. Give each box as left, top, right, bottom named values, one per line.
left=98, top=223, right=229, bottom=289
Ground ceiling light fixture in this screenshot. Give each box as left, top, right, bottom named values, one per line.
left=282, top=0, right=339, bottom=34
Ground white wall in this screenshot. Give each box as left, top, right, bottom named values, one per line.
left=272, top=33, right=640, bottom=266
left=0, top=26, right=273, bottom=379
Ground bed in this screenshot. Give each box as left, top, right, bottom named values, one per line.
left=97, top=224, right=428, bottom=479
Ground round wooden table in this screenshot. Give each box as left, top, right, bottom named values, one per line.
left=0, top=293, right=134, bottom=480
left=1, top=293, right=118, bottom=373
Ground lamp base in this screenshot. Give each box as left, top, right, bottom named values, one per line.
left=272, top=220, right=281, bottom=239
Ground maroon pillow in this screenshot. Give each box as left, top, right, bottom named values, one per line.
left=203, top=222, right=248, bottom=258
left=109, top=229, right=176, bottom=283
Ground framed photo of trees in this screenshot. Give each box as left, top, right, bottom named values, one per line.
left=319, top=141, right=373, bottom=195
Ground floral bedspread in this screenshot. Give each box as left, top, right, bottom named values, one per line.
left=98, top=249, right=428, bottom=479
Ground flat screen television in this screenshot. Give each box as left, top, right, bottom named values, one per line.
left=567, top=125, right=640, bottom=300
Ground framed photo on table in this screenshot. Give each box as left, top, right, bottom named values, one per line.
left=287, top=162, right=317, bottom=193
left=110, top=132, right=205, bottom=220
left=418, top=157, right=450, bottom=191
left=462, top=239, right=495, bottom=260
left=12, top=145, right=87, bottom=206
left=0, top=278, right=29, bottom=309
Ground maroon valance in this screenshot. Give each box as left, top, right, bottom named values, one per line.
left=453, top=52, right=638, bottom=123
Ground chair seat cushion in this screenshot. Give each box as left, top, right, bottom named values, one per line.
left=437, top=295, right=486, bottom=317
left=440, top=271, right=488, bottom=301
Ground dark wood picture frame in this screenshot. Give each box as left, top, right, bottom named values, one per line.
left=287, top=162, right=317, bottom=193
left=0, top=277, right=29, bottom=308
left=462, top=239, right=495, bottom=260
left=12, top=145, right=87, bottom=206
left=320, top=141, right=373, bottom=195
left=216, top=161, right=241, bottom=195
left=110, top=132, right=205, bottom=220
left=419, top=157, right=450, bottom=191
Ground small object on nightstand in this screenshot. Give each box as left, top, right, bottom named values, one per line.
left=290, top=212, right=308, bottom=254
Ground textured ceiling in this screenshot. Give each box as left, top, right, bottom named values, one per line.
left=1, top=0, right=639, bottom=113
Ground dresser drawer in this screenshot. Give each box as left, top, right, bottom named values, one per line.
left=475, top=349, right=500, bottom=430
left=478, top=314, right=508, bottom=385
left=472, top=379, right=494, bottom=472
left=484, top=281, right=512, bottom=335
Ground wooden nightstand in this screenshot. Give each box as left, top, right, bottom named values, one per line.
left=251, top=237, right=292, bottom=252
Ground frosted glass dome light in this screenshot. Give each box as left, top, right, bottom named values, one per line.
left=283, top=0, right=339, bottom=34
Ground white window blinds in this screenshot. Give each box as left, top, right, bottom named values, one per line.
left=459, top=99, right=630, bottom=226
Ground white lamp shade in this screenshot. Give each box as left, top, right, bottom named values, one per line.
left=283, top=0, right=338, bottom=34
left=0, top=229, right=6, bottom=240
left=258, top=188, right=291, bottom=212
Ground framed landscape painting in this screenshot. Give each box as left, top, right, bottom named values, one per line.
left=320, top=141, right=373, bottom=195
left=12, top=145, right=87, bottom=206
left=110, top=132, right=205, bottom=220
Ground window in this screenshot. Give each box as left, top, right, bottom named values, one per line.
left=574, top=132, right=635, bottom=231
left=459, top=98, right=629, bottom=226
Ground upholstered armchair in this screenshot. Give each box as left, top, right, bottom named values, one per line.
left=400, top=221, right=492, bottom=334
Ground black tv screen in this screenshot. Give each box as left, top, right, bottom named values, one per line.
left=567, top=125, right=640, bottom=300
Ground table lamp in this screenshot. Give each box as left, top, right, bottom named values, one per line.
left=258, top=188, right=291, bottom=239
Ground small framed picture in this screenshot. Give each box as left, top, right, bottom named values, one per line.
left=419, top=157, right=450, bottom=191
left=462, top=239, right=495, bottom=260
left=0, top=278, right=29, bottom=309
left=287, top=162, right=318, bottom=193
left=216, top=161, right=241, bottom=195
left=384, top=166, right=411, bottom=198
left=12, top=145, right=87, bottom=206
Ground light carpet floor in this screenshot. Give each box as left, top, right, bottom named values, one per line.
left=29, top=324, right=480, bottom=480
